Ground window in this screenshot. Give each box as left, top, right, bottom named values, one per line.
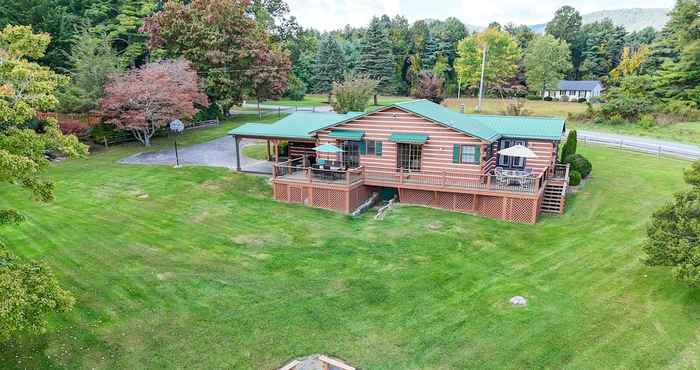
left=366, top=140, right=375, bottom=155
left=455, top=144, right=479, bottom=164
left=397, top=143, right=422, bottom=171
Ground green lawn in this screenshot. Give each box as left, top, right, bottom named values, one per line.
left=242, top=142, right=269, bottom=160
left=2, top=125, right=700, bottom=368
left=569, top=120, right=700, bottom=145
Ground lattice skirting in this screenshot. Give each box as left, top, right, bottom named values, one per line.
left=273, top=183, right=371, bottom=213
left=398, top=189, right=540, bottom=224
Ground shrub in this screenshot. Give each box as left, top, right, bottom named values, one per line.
left=59, top=120, right=85, bottom=135
left=565, top=154, right=592, bottom=178
left=578, top=98, right=587, bottom=103
left=560, top=95, right=570, bottom=102
left=284, top=74, right=307, bottom=101
left=560, top=130, right=577, bottom=161
left=590, top=96, right=602, bottom=104
left=193, top=102, right=223, bottom=122
left=526, top=94, right=542, bottom=101
left=607, top=113, right=626, bottom=125
left=331, top=74, right=377, bottom=113
left=638, top=114, right=655, bottom=129
left=503, top=99, right=531, bottom=116
left=543, top=96, right=553, bottom=102
left=412, top=70, right=445, bottom=104
left=24, top=118, right=50, bottom=133
left=569, top=170, right=582, bottom=186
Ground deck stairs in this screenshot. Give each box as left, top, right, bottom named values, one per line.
left=541, top=181, right=567, bottom=214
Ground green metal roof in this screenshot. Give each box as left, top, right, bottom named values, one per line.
left=230, top=100, right=565, bottom=143
left=389, top=132, right=429, bottom=144
left=393, top=100, right=565, bottom=142
left=473, top=114, right=566, bottom=141
left=328, top=129, right=364, bottom=140
left=229, top=112, right=363, bottom=140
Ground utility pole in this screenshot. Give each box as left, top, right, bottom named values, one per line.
left=476, top=45, right=488, bottom=113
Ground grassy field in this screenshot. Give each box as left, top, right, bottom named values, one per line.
left=2, top=119, right=700, bottom=368
left=443, top=97, right=589, bottom=118
left=242, top=142, right=269, bottom=160
left=569, top=120, right=700, bottom=144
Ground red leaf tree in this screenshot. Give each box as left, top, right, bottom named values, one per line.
left=246, top=46, right=292, bottom=114
left=98, top=59, right=207, bottom=146
left=141, top=0, right=290, bottom=111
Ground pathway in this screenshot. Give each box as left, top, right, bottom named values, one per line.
left=120, top=136, right=273, bottom=173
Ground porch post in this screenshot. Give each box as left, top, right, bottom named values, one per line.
left=273, top=140, right=279, bottom=162
left=234, top=135, right=242, bottom=171
left=266, top=140, right=271, bottom=161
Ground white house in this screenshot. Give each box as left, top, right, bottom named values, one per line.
left=542, top=80, right=604, bottom=101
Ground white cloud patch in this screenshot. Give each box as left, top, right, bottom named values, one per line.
left=286, top=0, right=675, bottom=30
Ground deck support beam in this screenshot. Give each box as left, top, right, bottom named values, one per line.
left=234, top=135, right=242, bottom=171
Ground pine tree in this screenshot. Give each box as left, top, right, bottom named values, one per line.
left=312, top=36, right=346, bottom=103
left=357, top=17, right=395, bottom=105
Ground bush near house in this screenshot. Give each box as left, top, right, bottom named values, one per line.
left=569, top=169, right=582, bottom=186
left=565, top=154, right=592, bottom=178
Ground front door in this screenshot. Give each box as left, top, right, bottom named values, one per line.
left=498, top=139, right=526, bottom=169
left=340, top=140, right=361, bottom=168
left=396, top=143, right=422, bottom=172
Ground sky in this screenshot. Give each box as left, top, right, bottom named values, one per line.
left=285, top=0, right=676, bottom=31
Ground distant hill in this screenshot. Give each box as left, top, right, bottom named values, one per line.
left=582, top=8, right=670, bottom=31
left=530, top=8, right=670, bottom=34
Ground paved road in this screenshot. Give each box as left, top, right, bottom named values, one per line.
left=574, top=130, right=700, bottom=161
left=120, top=136, right=273, bottom=173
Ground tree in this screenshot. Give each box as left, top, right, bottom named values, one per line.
left=454, top=27, right=521, bottom=95
left=560, top=130, right=577, bottom=162
left=98, top=59, right=207, bottom=146
left=141, top=0, right=271, bottom=111
left=505, top=23, right=536, bottom=50
left=602, top=75, right=659, bottom=120
left=545, top=5, right=584, bottom=77
left=0, top=25, right=86, bottom=343
left=357, top=17, right=395, bottom=105
left=331, top=74, right=377, bottom=114
left=412, top=71, right=445, bottom=104
left=609, top=46, right=650, bottom=83
left=312, top=36, right=345, bottom=103
left=57, top=29, right=122, bottom=113
left=578, top=20, right=628, bottom=80
left=644, top=160, right=700, bottom=286
left=247, top=46, right=291, bottom=116
left=524, top=35, right=572, bottom=94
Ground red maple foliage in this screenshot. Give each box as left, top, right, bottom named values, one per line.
left=98, top=59, right=207, bottom=146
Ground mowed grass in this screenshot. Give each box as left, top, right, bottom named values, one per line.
left=242, top=142, right=269, bottom=160
left=444, top=97, right=589, bottom=118
left=569, top=120, right=700, bottom=145
left=2, top=126, right=700, bottom=368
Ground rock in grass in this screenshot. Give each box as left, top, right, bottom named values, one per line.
left=510, top=296, right=527, bottom=306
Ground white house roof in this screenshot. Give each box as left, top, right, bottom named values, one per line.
left=557, top=80, right=603, bottom=91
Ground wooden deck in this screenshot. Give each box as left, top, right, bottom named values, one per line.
left=272, top=159, right=557, bottom=198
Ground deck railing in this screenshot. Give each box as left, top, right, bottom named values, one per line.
left=274, top=160, right=549, bottom=195
left=552, top=163, right=570, bottom=180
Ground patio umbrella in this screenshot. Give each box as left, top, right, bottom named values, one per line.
left=313, top=143, right=344, bottom=153
left=498, top=144, right=538, bottom=158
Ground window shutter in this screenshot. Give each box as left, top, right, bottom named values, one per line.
left=453, top=144, right=460, bottom=163
left=473, top=146, right=481, bottom=164
left=375, top=141, right=382, bottom=156
left=359, top=141, right=366, bottom=155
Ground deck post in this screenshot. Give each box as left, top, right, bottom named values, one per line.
left=234, top=135, right=242, bottom=171
left=441, top=171, right=446, bottom=186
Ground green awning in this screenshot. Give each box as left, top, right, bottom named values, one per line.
left=329, top=130, right=364, bottom=140
left=389, top=132, right=429, bottom=144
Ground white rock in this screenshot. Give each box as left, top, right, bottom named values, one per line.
left=510, top=296, right=527, bottom=306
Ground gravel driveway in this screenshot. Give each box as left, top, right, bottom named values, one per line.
left=120, top=136, right=273, bottom=173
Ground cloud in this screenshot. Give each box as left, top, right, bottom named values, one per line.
left=286, top=0, right=675, bottom=30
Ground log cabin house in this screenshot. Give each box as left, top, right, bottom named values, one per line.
left=230, top=100, right=570, bottom=224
